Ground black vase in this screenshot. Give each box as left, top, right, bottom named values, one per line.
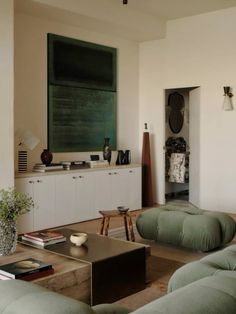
left=116, top=150, right=124, bottom=165
left=41, top=149, right=53, bottom=165
left=103, top=138, right=112, bottom=164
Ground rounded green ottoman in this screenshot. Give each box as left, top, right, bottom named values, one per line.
left=136, top=206, right=236, bottom=252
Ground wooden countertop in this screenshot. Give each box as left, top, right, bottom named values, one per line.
left=15, top=163, right=141, bottom=178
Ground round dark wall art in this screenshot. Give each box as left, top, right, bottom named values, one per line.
left=168, top=92, right=184, bottom=134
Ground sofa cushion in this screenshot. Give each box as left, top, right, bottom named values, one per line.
left=0, top=280, right=95, bottom=314
left=93, top=304, right=132, bottom=314
left=168, top=244, right=236, bottom=292
left=132, top=276, right=236, bottom=314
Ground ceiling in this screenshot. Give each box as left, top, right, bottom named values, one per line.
left=109, top=0, right=236, bottom=20
left=15, top=0, right=236, bottom=41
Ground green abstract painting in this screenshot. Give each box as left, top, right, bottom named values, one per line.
left=48, top=85, right=116, bottom=152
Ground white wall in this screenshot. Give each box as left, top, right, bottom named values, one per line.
left=14, top=12, right=140, bottom=170
left=140, top=7, right=236, bottom=213
left=0, top=0, right=14, bottom=189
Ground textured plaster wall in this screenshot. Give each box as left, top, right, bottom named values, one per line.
left=14, top=12, right=140, bottom=170
left=140, top=7, right=236, bottom=213
left=0, top=0, right=14, bottom=188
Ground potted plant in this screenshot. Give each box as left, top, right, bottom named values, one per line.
left=0, top=188, right=34, bottom=256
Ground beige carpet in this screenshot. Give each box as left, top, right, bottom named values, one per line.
left=115, top=256, right=184, bottom=310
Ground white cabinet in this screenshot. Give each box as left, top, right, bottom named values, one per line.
left=54, top=173, right=75, bottom=226
left=15, top=165, right=141, bottom=232
left=54, top=171, right=95, bottom=226
left=93, top=167, right=141, bottom=218
left=126, top=167, right=142, bottom=210
left=15, top=176, right=55, bottom=234
left=73, top=172, right=95, bottom=222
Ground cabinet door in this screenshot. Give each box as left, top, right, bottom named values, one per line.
left=126, top=167, right=142, bottom=210
left=93, top=169, right=129, bottom=217
left=54, top=174, right=76, bottom=226
left=94, top=170, right=113, bottom=217
left=110, top=169, right=129, bottom=208
left=15, top=176, right=55, bottom=232
left=15, top=178, right=34, bottom=234
left=33, top=176, right=55, bottom=231
left=74, top=172, right=95, bottom=222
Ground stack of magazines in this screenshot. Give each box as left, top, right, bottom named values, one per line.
left=21, top=231, right=66, bottom=247
left=33, top=163, right=63, bottom=172
left=0, top=258, right=54, bottom=281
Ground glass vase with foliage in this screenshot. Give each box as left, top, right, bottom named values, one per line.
left=0, top=188, right=34, bottom=256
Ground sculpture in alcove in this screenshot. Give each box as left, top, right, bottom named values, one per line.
left=168, top=92, right=185, bottom=133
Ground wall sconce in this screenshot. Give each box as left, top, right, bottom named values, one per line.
left=223, top=86, right=234, bottom=111
left=15, top=128, right=40, bottom=172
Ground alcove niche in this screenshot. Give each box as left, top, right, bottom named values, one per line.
left=165, top=87, right=190, bottom=202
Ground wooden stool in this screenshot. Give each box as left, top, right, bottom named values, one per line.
left=99, top=210, right=136, bottom=242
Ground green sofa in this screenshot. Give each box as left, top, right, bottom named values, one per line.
left=136, top=206, right=236, bottom=251
left=1, top=242, right=236, bottom=314
left=168, top=243, right=236, bottom=292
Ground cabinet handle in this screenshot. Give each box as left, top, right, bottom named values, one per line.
left=37, top=180, right=43, bottom=183
left=129, top=170, right=133, bottom=173
left=28, top=180, right=34, bottom=184
left=113, top=172, right=118, bottom=175
left=108, top=172, right=113, bottom=175
left=72, top=176, right=78, bottom=179
left=79, top=176, right=84, bottom=179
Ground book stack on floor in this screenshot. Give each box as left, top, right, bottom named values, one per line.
left=0, top=258, right=54, bottom=281
left=21, top=230, right=66, bottom=247
left=33, top=163, right=63, bottom=172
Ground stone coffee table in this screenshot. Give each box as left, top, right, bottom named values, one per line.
left=19, top=228, right=147, bottom=305
left=0, top=241, right=91, bottom=304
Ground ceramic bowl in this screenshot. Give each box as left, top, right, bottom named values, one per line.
left=70, top=232, right=88, bottom=246
left=117, top=206, right=129, bottom=213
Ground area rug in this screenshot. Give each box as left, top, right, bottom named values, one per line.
left=115, top=255, right=184, bottom=310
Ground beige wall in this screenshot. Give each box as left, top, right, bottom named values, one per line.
left=14, top=12, right=140, bottom=170
left=140, top=7, right=236, bottom=212
left=0, top=0, right=14, bottom=189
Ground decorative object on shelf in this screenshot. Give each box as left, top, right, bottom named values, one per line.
left=88, top=160, right=109, bottom=168
left=103, top=138, right=112, bottom=164
left=123, top=0, right=128, bottom=4
left=117, top=206, right=129, bottom=213
left=142, top=123, right=154, bottom=207
left=168, top=92, right=184, bottom=133
left=61, top=161, right=71, bottom=170
left=223, top=86, right=234, bottom=111
left=40, top=149, right=53, bottom=165
left=123, top=150, right=131, bottom=164
left=18, top=151, right=27, bottom=173
left=116, top=150, right=131, bottom=165
left=70, top=233, right=88, bottom=246
left=90, top=154, right=99, bottom=161
left=0, top=188, right=34, bottom=256
left=15, top=128, right=40, bottom=173
left=116, top=150, right=124, bottom=165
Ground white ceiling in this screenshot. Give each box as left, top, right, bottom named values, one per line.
left=15, top=0, right=236, bottom=41
left=108, top=0, right=236, bottom=20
